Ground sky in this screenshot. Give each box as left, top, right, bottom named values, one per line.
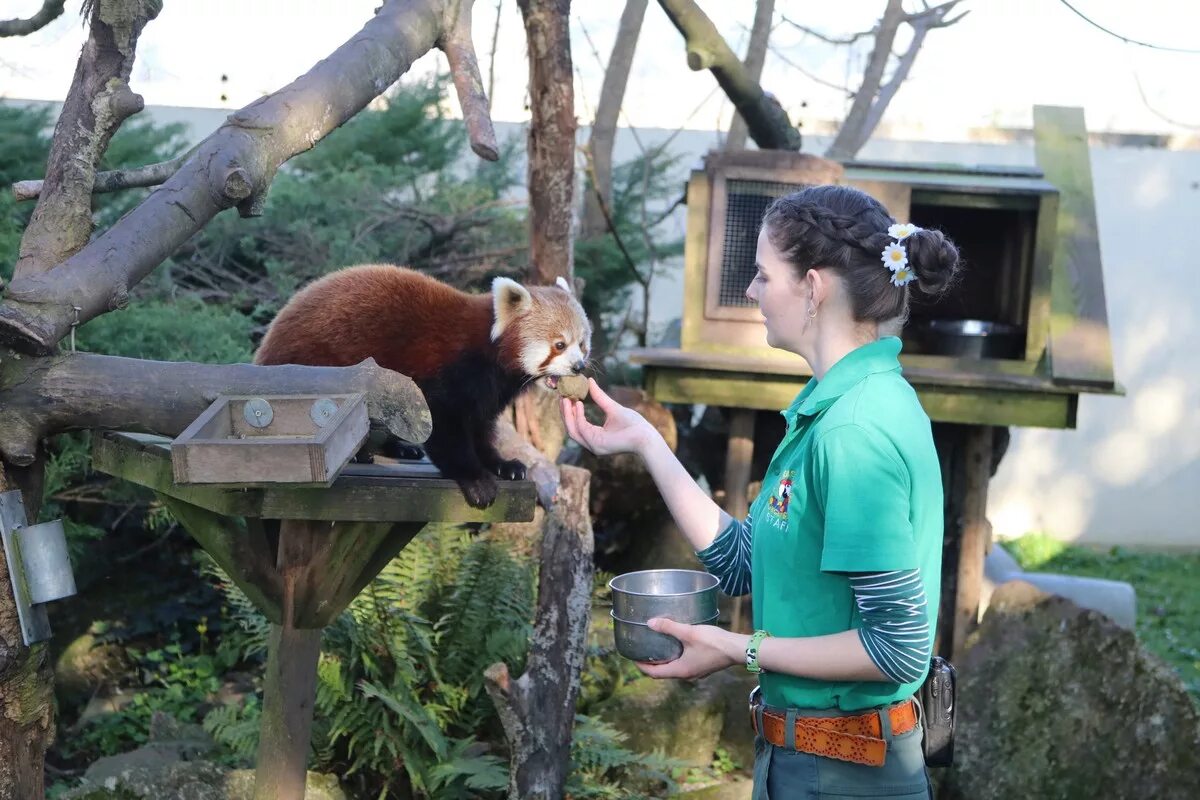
left=2, top=0, right=1197, bottom=141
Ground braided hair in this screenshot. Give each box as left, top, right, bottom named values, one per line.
left=761, top=185, right=960, bottom=323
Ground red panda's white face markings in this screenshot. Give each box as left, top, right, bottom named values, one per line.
left=491, top=277, right=592, bottom=384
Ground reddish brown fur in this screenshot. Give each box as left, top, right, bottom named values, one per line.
left=255, top=265, right=497, bottom=376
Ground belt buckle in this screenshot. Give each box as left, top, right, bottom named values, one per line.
left=748, top=684, right=762, bottom=712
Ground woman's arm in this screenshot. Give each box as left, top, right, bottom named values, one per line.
left=635, top=621, right=891, bottom=683
left=561, top=379, right=732, bottom=552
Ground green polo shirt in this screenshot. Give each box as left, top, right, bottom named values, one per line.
left=749, top=336, right=943, bottom=711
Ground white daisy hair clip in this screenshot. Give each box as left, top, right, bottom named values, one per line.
left=881, top=222, right=922, bottom=286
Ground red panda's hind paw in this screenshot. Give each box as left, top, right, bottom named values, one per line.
left=459, top=475, right=499, bottom=509
left=495, top=459, right=527, bottom=481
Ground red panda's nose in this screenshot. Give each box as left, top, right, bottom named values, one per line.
left=571, top=360, right=585, bottom=374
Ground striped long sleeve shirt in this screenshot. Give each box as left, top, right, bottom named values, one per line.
left=696, top=517, right=931, bottom=684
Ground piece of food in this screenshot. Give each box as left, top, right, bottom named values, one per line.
left=556, top=374, right=589, bottom=400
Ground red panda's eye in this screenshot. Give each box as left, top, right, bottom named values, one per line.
left=555, top=341, right=566, bottom=351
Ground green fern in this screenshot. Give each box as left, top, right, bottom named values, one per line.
left=202, top=698, right=262, bottom=766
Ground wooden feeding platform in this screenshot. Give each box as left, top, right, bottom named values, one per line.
left=92, top=428, right=536, bottom=800
left=171, top=393, right=370, bottom=486
left=629, top=105, right=1120, bottom=659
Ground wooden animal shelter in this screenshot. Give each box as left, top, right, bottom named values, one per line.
left=630, top=106, right=1119, bottom=658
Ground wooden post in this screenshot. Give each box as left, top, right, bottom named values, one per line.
left=254, top=519, right=326, bottom=800
left=254, top=622, right=322, bottom=800
left=931, top=423, right=993, bottom=660
left=950, top=426, right=993, bottom=661
left=724, top=408, right=755, bottom=633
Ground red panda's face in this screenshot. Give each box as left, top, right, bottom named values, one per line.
left=491, top=276, right=592, bottom=386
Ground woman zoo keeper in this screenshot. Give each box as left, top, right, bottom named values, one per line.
left=561, top=184, right=961, bottom=799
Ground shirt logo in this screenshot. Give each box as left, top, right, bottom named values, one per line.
left=767, top=471, right=795, bottom=520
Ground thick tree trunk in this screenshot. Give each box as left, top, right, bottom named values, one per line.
left=581, top=0, right=648, bottom=239
left=0, top=0, right=497, bottom=356
left=724, top=0, right=775, bottom=152
left=517, top=0, right=576, bottom=285
left=15, top=0, right=159, bottom=276
left=656, top=0, right=800, bottom=150
left=485, top=466, right=593, bottom=800
left=0, top=465, right=53, bottom=800
left=0, top=352, right=430, bottom=466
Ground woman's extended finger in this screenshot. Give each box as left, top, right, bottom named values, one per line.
left=586, top=377, right=621, bottom=414
left=561, top=398, right=583, bottom=446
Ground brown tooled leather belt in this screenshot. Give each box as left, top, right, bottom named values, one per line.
left=749, top=687, right=919, bottom=767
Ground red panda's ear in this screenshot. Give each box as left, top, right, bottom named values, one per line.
left=555, top=276, right=573, bottom=295
left=491, top=277, right=533, bottom=341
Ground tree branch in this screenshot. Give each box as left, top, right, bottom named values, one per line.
left=11, top=146, right=198, bottom=202
left=825, top=0, right=965, bottom=161
left=824, top=0, right=905, bottom=161
left=485, top=465, right=593, bottom=800
left=581, top=0, right=648, bottom=239
left=0, top=0, right=65, bottom=37
left=517, top=0, right=576, bottom=285
left=0, top=353, right=431, bottom=466
left=439, top=0, right=500, bottom=160
left=725, top=0, right=775, bottom=151
left=656, top=0, right=801, bottom=150
left=780, top=13, right=874, bottom=46
left=15, top=0, right=160, bottom=276
left=0, top=0, right=497, bottom=356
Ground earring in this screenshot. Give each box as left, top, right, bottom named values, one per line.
left=808, top=303, right=818, bottom=319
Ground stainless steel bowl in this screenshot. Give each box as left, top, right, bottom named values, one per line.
left=910, top=318, right=1022, bottom=359
left=611, top=611, right=721, bottom=663
left=609, top=569, right=720, bottom=624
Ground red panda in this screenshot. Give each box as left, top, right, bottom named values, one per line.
left=254, top=264, right=592, bottom=508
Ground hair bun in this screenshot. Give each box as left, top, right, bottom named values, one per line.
left=904, top=228, right=960, bottom=295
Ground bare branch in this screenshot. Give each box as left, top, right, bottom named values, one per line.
left=780, top=13, right=873, bottom=46
left=0, top=0, right=498, bottom=356
left=485, top=465, right=592, bottom=800
left=726, top=0, right=776, bottom=151
left=767, top=42, right=852, bottom=94
left=581, top=0, right=648, bottom=239
left=0, top=353, right=431, bottom=467
left=905, top=0, right=966, bottom=27
left=656, top=0, right=801, bottom=150
left=11, top=146, right=198, bottom=202
left=15, top=0, right=160, bottom=275
left=439, top=0, right=500, bottom=160
left=0, top=0, right=65, bottom=37
left=487, top=0, right=503, bottom=103
left=824, top=0, right=905, bottom=161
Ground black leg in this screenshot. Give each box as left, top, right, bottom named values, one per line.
left=475, top=421, right=526, bottom=481
left=423, top=419, right=499, bottom=509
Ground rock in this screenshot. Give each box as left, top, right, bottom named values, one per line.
left=55, top=632, right=127, bottom=711
left=980, top=546, right=1138, bottom=630
left=65, top=763, right=347, bottom=800
left=597, top=668, right=760, bottom=771
left=941, top=580, right=1200, bottom=800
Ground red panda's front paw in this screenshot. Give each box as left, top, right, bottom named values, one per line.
left=495, top=459, right=527, bottom=481
left=458, top=475, right=499, bottom=509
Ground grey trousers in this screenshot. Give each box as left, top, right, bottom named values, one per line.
left=751, top=704, right=932, bottom=799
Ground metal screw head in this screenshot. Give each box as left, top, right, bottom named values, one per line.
left=243, top=398, right=274, bottom=428
left=310, top=398, right=339, bottom=428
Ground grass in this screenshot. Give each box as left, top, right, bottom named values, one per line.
left=1001, top=533, right=1200, bottom=705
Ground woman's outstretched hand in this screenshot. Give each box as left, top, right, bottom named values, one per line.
left=560, top=378, right=658, bottom=457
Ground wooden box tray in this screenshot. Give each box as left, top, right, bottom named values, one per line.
left=171, top=394, right=369, bottom=486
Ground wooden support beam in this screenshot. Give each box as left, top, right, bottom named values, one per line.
left=254, top=622, right=322, bottom=800
left=950, top=426, right=993, bottom=661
